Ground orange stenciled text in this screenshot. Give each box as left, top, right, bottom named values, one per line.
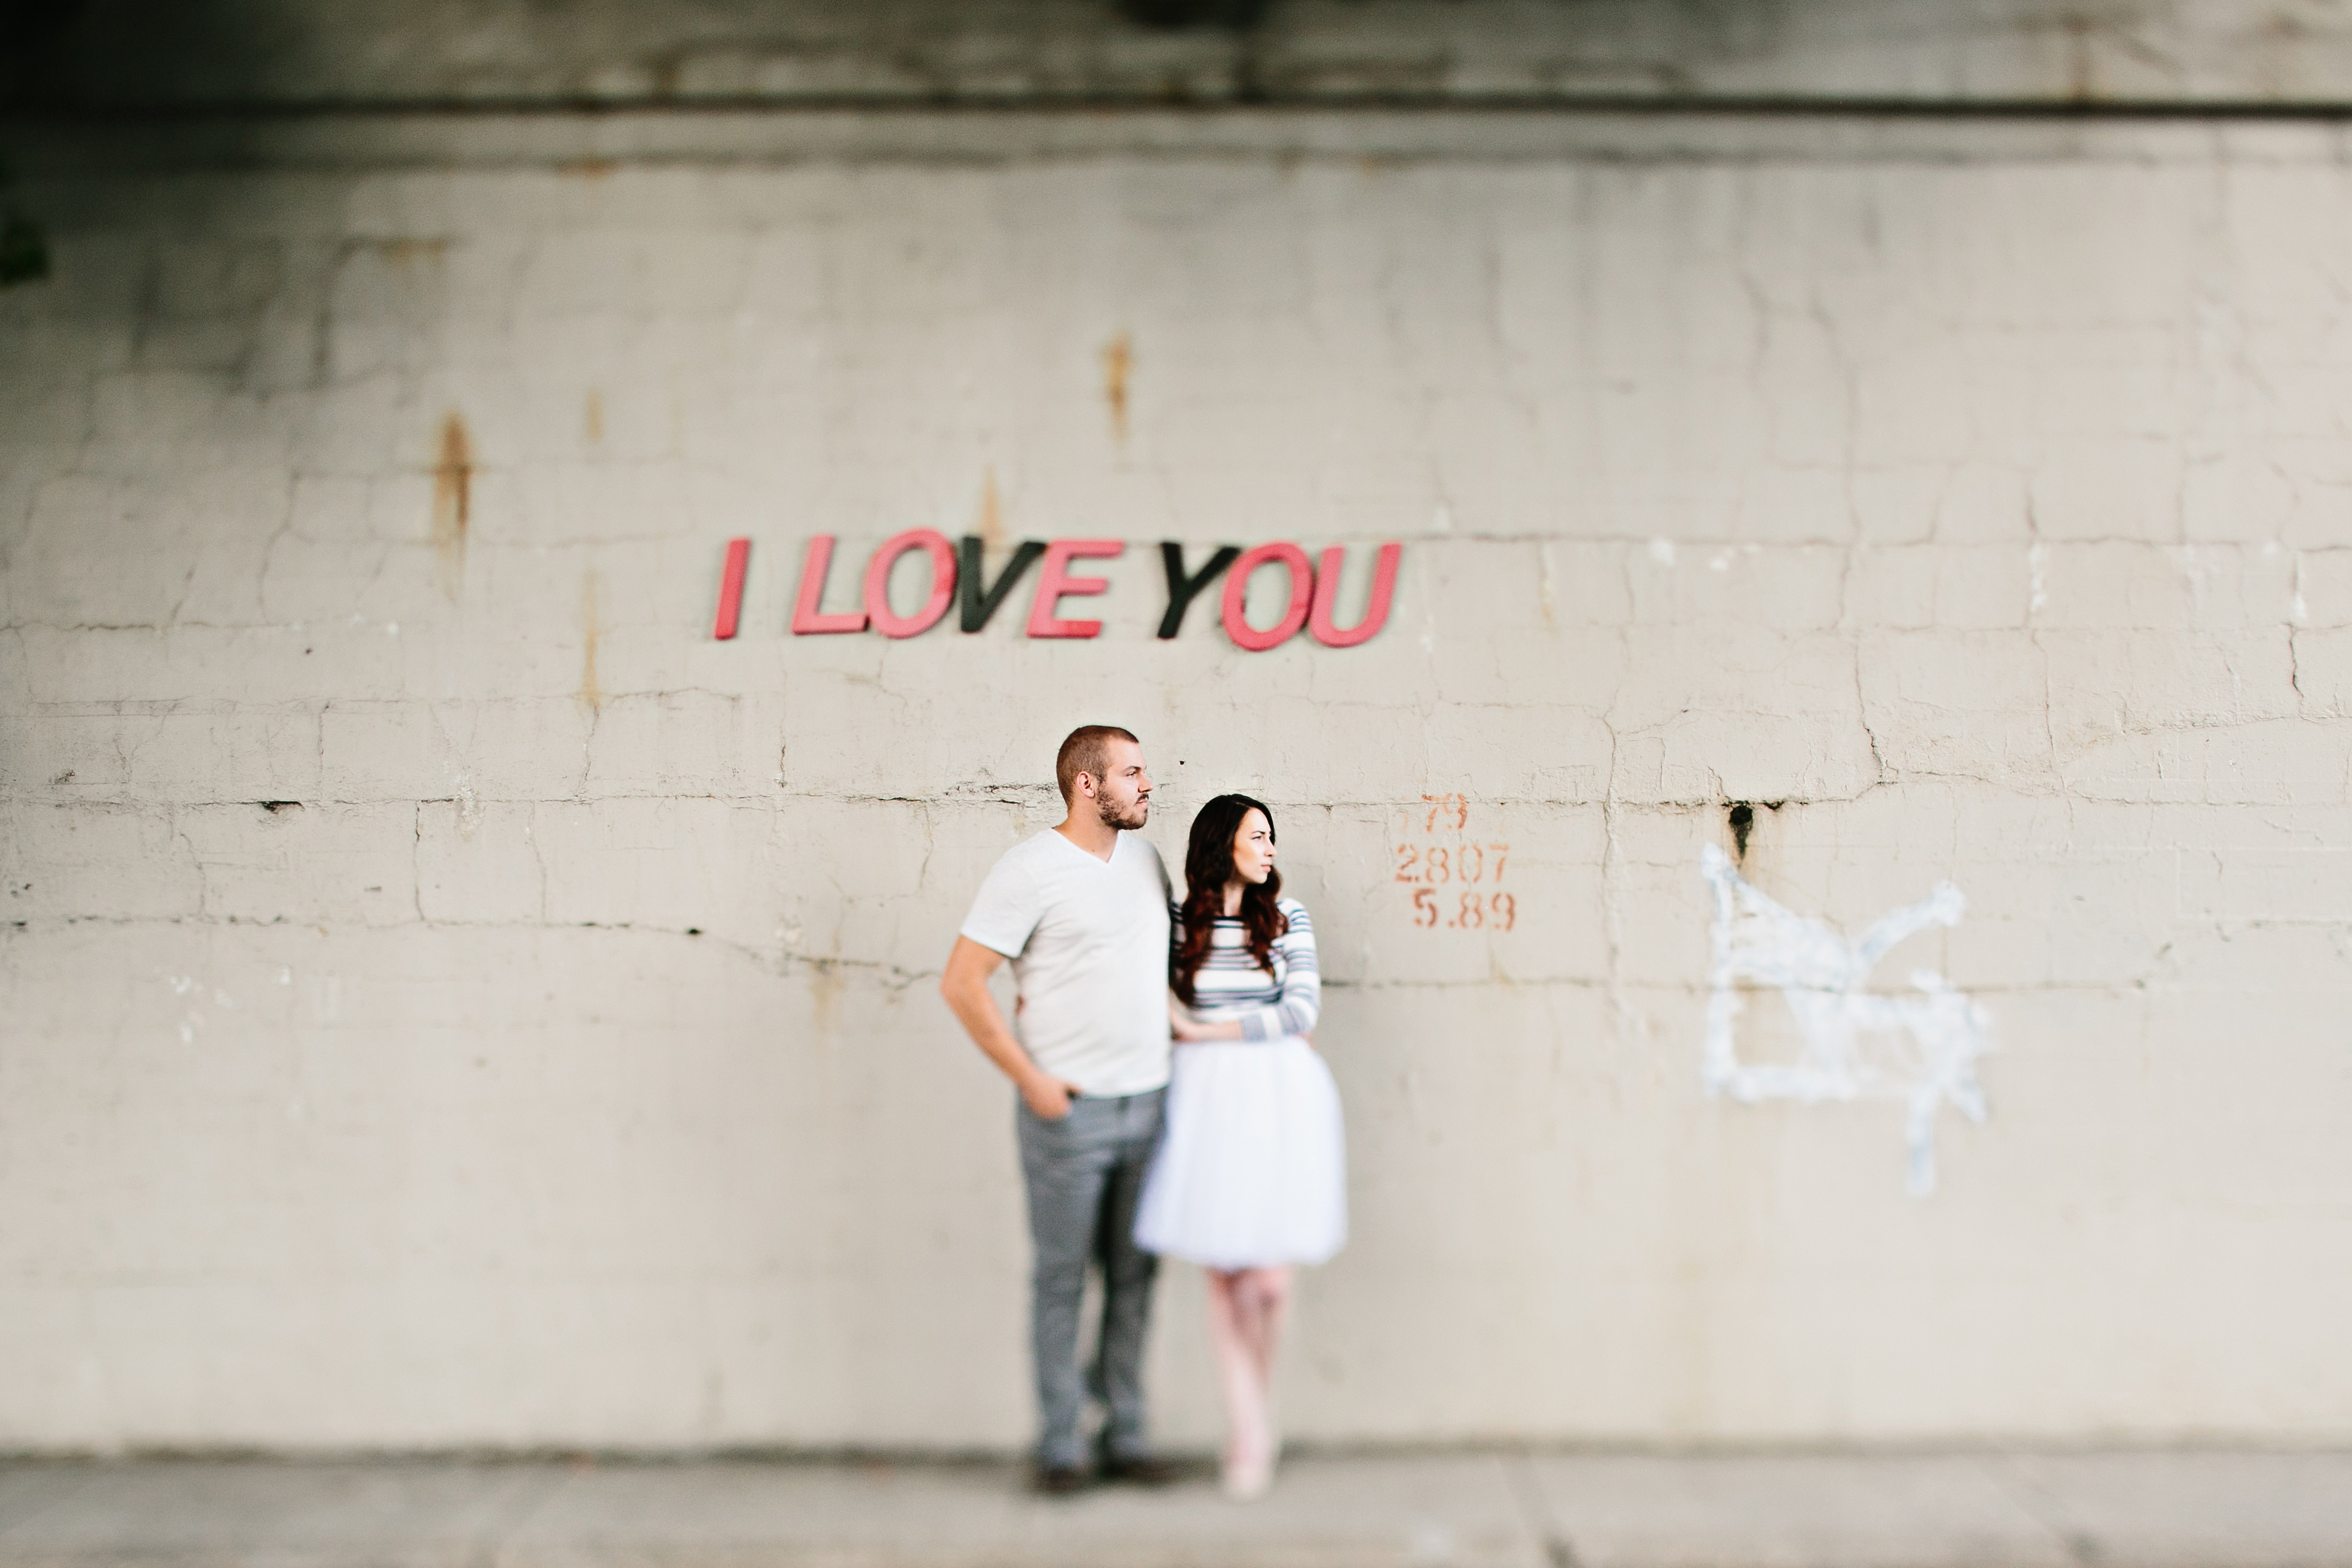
left=1395, top=794, right=1516, bottom=932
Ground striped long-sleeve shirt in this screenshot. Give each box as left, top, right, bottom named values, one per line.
left=1177, top=897, right=1320, bottom=1043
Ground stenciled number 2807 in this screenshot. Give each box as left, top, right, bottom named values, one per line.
left=1396, top=842, right=1516, bottom=932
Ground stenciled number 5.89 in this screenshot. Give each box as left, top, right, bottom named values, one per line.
left=1411, top=888, right=1516, bottom=931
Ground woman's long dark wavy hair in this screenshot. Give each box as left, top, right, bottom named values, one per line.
left=1172, top=794, right=1289, bottom=1005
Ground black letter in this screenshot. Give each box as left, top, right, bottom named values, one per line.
left=1157, top=542, right=1240, bottom=639
left=960, top=537, right=1047, bottom=632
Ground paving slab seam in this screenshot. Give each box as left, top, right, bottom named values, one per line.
left=1978, top=1452, right=2103, bottom=1568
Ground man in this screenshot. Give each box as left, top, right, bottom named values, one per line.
left=941, top=725, right=1180, bottom=1494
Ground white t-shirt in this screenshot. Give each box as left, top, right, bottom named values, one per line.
left=960, top=829, right=1174, bottom=1097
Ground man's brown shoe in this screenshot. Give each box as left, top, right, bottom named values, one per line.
left=1033, top=1464, right=1088, bottom=1496
left=1098, top=1453, right=1180, bottom=1487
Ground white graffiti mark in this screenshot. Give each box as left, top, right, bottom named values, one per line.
left=1699, top=845, right=1992, bottom=1196
left=164, top=975, right=237, bottom=1045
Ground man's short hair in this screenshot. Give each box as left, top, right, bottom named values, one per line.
left=1057, top=725, right=1140, bottom=804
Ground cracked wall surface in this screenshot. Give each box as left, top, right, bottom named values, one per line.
left=5, top=102, right=2352, bottom=1450
left=18, top=0, right=2352, bottom=109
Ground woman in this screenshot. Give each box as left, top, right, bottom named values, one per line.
left=1134, top=794, right=1347, bottom=1500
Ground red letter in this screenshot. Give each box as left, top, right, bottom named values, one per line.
left=1026, top=539, right=1125, bottom=638
left=863, top=528, right=957, bottom=638
left=790, top=535, right=868, bottom=634
left=712, top=536, right=751, bottom=641
left=1220, top=542, right=1312, bottom=652
left=1308, top=542, right=1401, bottom=648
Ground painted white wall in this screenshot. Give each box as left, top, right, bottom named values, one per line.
left=5, top=87, right=2352, bottom=1448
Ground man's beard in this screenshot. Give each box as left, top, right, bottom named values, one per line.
left=1097, top=794, right=1149, bottom=831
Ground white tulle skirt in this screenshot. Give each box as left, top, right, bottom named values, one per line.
left=1134, top=1037, right=1348, bottom=1270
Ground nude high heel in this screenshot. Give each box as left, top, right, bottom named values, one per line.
left=1222, top=1385, right=1276, bottom=1500
left=1221, top=1450, right=1272, bottom=1501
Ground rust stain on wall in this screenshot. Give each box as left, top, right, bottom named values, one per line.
left=431, top=413, right=473, bottom=600
left=1102, top=331, right=1132, bottom=444
left=976, top=464, right=1004, bottom=550
left=381, top=238, right=449, bottom=268
left=579, top=569, right=603, bottom=711
left=585, top=389, right=604, bottom=444
left=2065, top=14, right=2098, bottom=99
left=808, top=959, right=842, bottom=1038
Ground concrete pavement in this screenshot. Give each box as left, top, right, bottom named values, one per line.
left=2, top=1450, right=2349, bottom=1568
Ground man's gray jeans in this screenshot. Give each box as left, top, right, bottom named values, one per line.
left=1016, top=1088, right=1164, bottom=1469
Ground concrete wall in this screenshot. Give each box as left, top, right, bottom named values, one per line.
left=19, top=0, right=2352, bottom=109
left=5, top=5, right=2352, bottom=1452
